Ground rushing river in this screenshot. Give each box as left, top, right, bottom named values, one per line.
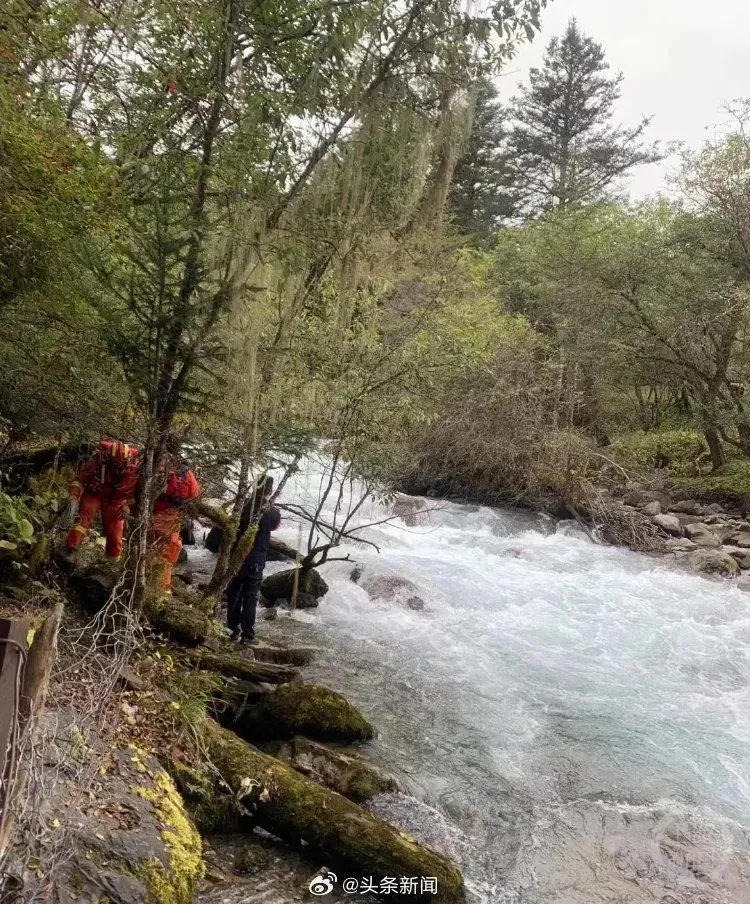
left=209, top=458, right=750, bottom=903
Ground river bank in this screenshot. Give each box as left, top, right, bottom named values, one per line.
left=399, top=470, right=750, bottom=584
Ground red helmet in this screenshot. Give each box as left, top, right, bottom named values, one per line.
left=99, top=439, right=138, bottom=463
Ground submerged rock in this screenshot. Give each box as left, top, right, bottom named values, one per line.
left=358, top=571, right=427, bottom=611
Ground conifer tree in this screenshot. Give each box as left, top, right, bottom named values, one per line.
left=448, top=78, right=514, bottom=241
left=506, top=19, right=659, bottom=216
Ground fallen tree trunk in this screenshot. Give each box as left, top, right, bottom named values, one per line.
left=205, top=720, right=465, bottom=903
left=176, top=648, right=299, bottom=686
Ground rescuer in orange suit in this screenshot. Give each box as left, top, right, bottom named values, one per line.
left=63, top=440, right=141, bottom=563
left=149, top=444, right=200, bottom=593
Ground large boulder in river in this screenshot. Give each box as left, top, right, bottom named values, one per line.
left=204, top=524, right=223, bottom=553
left=241, top=683, right=375, bottom=743
left=355, top=571, right=426, bottom=611
left=687, top=549, right=740, bottom=577
left=260, top=567, right=328, bottom=608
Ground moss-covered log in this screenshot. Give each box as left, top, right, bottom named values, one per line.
left=178, top=647, right=299, bottom=685
left=251, top=643, right=315, bottom=667
left=284, top=736, right=400, bottom=803
left=266, top=538, right=301, bottom=562
left=205, top=721, right=465, bottom=903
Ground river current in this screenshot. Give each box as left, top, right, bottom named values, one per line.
left=208, top=459, right=750, bottom=903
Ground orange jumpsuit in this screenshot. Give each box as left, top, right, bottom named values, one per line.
left=149, top=466, right=200, bottom=591
left=66, top=441, right=140, bottom=561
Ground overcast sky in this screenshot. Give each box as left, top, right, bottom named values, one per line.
left=495, top=0, right=750, bottom=199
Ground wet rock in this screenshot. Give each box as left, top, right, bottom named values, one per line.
left=727, top=547, right=750, bottom=569
left=665, top=538, right=697, bottom=555
left=262, top=606, right=278, bottom=621
left=669, top=499, right=705, bottom=516
left=652, top=513, right=682, bottom=536
left=641, top=501, right=662, bottom=516
left=234, top=843, right=271, bottom=875
left=181, top=519, right=196, bottom=546
left=284, top=736, right=400, bottom=802
left=726, top=531, right=750, bottom=549
left=392, top=496, right=427, bottom=527
left=687, top=549, right=740, bottom=576
left=261, top=567, right=329, bottom=604
left=241, top=683, right=375, bottom=743
left=683, top=523, right=721, bottom=548
left=205, top=525, right=223, bottom=553
left=623, top=488, right=671, bottom=509
left=359, top=573, right=426, bottom=611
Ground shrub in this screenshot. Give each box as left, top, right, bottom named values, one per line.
left=0, top=490, right=36, bottom=553
left=609, top=429, right=708, bottom=478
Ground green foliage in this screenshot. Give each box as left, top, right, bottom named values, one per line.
left=610, top=430, right=708, bottom=478
left=504, top=18, right=660, bottom=215
left=0, top=491, right=36, bottom=552
left=676, top=459, right=750, bottom=497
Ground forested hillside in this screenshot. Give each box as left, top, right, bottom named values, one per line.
left=4, top=3, right=750, bottom=901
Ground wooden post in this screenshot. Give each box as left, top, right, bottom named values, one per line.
left=0, top=604, right=63, bottom=860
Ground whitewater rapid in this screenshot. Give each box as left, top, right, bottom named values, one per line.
left=228, top=459, right=750, bottom=902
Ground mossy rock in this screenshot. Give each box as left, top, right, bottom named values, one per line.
left=261, top=567, right=328, bottom=604
left=15, top=743, right=204, bottom=904
left=178, top=647, right=299, bottom=685
left=144, top=595, right=216, bottom=646
left=234, top=842, right=271, bottom=875
left=246, top=683, right=374, bottom=743
left=266, top=538, right=301, bottom=562
left=163, top=758, right=235, bottom=834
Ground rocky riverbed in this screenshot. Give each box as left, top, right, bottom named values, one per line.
left=604, top=484, right=750, bottom=580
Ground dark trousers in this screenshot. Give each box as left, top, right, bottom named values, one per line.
left=226, top=570, right=262, bottom=639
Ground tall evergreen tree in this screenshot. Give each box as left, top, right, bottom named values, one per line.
left=448, top=78, right=514, bottom=241
left=506, top=19, right=660, bottom=216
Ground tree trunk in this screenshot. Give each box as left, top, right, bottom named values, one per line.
left=205, top=720, right=465, bottom=903
left=703, top=423, right=726, bottom=471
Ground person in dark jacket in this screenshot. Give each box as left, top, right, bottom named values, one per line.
left=226, top=476, right=281, bottom=645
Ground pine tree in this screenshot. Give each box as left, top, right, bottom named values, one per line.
left=506, top=19, right=660, bottom=216
left=448, top=78, right=514, bottom=241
